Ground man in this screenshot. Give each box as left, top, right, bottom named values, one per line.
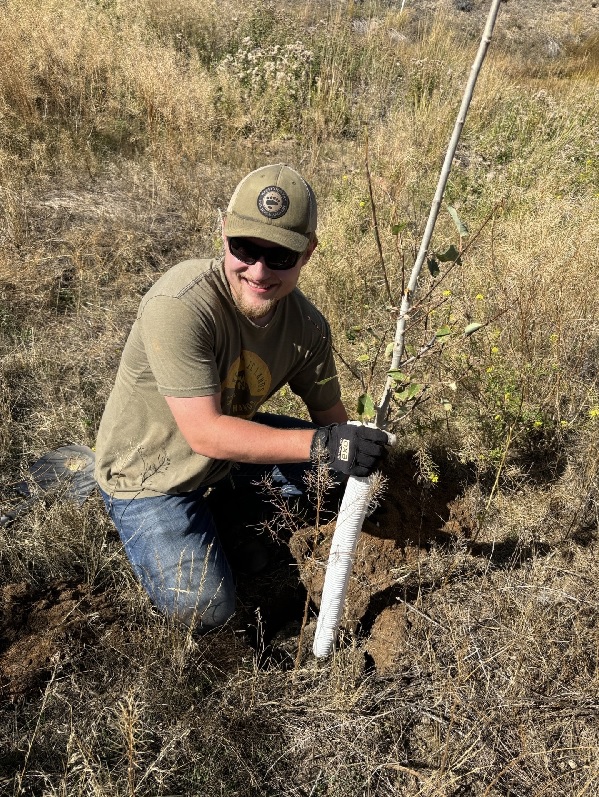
left=95, top=164, right=389, bottom=630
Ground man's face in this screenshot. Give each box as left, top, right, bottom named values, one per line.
left=222, top=233, right=315, bottom=325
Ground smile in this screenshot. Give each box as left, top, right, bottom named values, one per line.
left=242, top=277, right=277, bottom=293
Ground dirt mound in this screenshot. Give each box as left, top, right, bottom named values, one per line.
left=0, top=580, right=119, bottom=701
left=0, top=452, right=476, bottom=698
left=289, top=452, right=476, bottom=670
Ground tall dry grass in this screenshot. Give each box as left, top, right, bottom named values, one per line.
left=0, top=0, right=598, bottom=794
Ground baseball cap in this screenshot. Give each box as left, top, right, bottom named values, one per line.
left=225, top=164, right=317, bottom=253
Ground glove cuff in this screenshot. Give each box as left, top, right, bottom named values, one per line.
left=310, top=425, right=335, bottom=464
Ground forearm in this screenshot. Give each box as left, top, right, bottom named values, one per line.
left=164, top=394, right=350, bottom=465
left=194, top=415, right=316, bottom=463
left=164, top=393, right=317, bottom=463
left=204, top=400, right=349, bottom=463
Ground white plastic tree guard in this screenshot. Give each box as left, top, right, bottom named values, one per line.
left=312, top=473, right=373, bottom=658
left=313, top=426, right=395, bottom=659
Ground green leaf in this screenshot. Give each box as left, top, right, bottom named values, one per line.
left=316, top=375, right=339, bottom=386
left=384, top=342, right=395, bottom=359
left=388, top=369, right=409, bottom=383
left=356, top=353, right=370, bottom=363
left=435, top=325, right=452, bottom=339
left=357, top=393, right=376, bottom=420
left=427, top=256, right=440, bottom=277
left=437, top=244, right=462, bottom=264
left=447, top=205, right=469, bottom=237
left=391, top=221, right=408, bottom=235
left=464, top=322, right=484, bottom=337
left=394, top=383, right=422, bottom=402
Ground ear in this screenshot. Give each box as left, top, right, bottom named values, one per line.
left=299, top=234, right=318, bottom=267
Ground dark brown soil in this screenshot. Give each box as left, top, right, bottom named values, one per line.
left=0, top=453, right=476, bottom=697
left=0, top=580, right=120, bottom=701
left=0, top=455, right=473, bottom=700
left=288, top=452, right=476, bottom=670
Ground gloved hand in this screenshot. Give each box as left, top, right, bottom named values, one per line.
left=310, top=423, right=391, bottom=477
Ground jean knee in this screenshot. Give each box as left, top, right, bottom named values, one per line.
left=140, top=544, right=235, bottom=630
left=171, top=580, right=236, bottom=630
left=99, top=488, right=236, bottom=629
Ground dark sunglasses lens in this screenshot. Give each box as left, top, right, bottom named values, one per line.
left=228, top=238, right=299, bottom=270
left=228, top=238, right=257, bottom=264
left=266, top=249, right=299, bottom=270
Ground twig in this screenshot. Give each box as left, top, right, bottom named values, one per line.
left=395, top=596, right=444, bottom=629
left=14, top=662, right=59, bottom=796
left=365, top=129, right=394, bottom=306
left=408, top=199, right=505, bottom=317
left=306, top=312, right=366, bottom=388
left=471, top=420, right=516, bottom=544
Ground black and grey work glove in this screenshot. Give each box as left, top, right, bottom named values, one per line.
left=310, top=423, right=390, bottom=477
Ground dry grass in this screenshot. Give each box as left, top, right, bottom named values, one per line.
left=1, top=0, right=598, bottom=794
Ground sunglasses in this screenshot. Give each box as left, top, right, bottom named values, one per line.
left=227, top=237, right=301, bottom=271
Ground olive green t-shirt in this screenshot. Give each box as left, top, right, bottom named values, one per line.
left=95, top=258, right=341, bottom=498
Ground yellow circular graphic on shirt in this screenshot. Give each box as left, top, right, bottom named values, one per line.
left=221, top=351, right=272, bottom=418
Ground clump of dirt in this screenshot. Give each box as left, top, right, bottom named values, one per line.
left=0, top=580, right=119, bottom=700
left=364, top=603, right=409, bottom=674
left=289, top=452, right=477, bottom=671
left=0, top=573, right=267, bottom=702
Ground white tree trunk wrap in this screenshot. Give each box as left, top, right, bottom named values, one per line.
left=313, top=424, right=395, bottom=659
left=312, top=473, right=373, bottom=658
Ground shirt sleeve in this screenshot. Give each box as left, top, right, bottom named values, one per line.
left=137, top=295, right=220, bottom=397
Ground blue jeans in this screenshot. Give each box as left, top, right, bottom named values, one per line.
left=99, top=414, right=326, bottom=630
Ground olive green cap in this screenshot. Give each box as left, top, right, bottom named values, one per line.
left=225, top=164, right=317, bottom=253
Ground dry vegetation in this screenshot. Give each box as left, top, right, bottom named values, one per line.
left=1, top=0, right=598, bottom=795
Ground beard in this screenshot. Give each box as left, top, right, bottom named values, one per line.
left=231, top=293, right=279, bottom=323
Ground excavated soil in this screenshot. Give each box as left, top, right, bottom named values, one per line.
left=0, top=580, right=121, bottom=701
left=288, top=452, right=476, bottom=672
left=0, top=453, right=475, bottom=697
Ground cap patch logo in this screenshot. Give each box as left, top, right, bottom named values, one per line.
left=257, top=186, right=290, bottom=219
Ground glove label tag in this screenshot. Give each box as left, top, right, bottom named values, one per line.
left=338, top=438, right=350, bottom=462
